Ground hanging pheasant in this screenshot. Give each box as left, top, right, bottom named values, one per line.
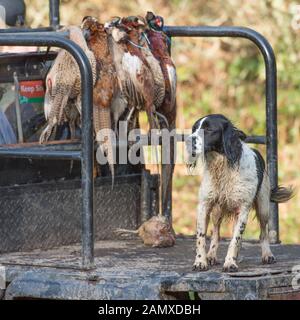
left=106, top=16, right=175, bottom=247
left=105, top=16, right=162, bottom=132
left=81, top=16, right=119, bottom=178
left=145, top=12, right=177, bottom=128
left=40, top=25, right=97, bottom=143
left=145, top=12, right=177, bottom=219
left=129, top=16, right=166, bottom=124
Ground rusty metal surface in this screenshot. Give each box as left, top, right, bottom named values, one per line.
left=0, top=174, right=158, bottom=253
left=0, top=238, right=299, bottom=299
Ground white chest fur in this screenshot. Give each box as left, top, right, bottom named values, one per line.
left=199, top=143, right=258, bottom=211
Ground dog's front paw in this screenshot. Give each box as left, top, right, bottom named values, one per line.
left=262, top=254, right=276, bottom=265
left=223, top=260, right=239, bottom=272
left=192, top=259, right=208, bottom=271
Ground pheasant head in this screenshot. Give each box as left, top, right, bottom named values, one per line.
left=145, top=11, right=164, bottom=31
left=81, top=16, right=105, bottom=38
left=121, top=16, right=146, bottom=30
left=119, top=16, right=147, bottom=42
left=104, top=16, right=128, bottom=43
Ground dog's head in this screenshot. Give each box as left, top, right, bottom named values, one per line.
left=186, top=114, right=247, bottom=168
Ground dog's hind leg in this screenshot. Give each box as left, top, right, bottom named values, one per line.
left=256, top=173, right=276, bottom=264
left=207, top=206, right=222, bottom=266
left=223, top=205, right=251, bottom=272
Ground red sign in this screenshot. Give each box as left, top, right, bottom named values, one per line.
left=19, top=80, right=44, bottom=98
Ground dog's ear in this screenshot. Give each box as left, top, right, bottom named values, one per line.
left=222, top=123, right=243, bottom=167
left=234, top=127, right=247, bottom=141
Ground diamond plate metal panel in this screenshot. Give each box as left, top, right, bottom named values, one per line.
left=0, top=174, right=146, bottom=253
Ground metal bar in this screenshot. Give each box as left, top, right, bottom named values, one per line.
left=0, top=32, right=94, bottom=267
left=0, top=149, right=81, bottom=160
left=13, top=72, right=24, bottom=143
left=140, top=170, right=152, bottom=224
left=0, top=31, right=68, bottom=38
left=0, top=141, right=80, bottom=149
left=1, top=134, right=265, bottom=149
left=0, top=51, right=58, bottom=61
left=244, top=135, right=266, bottom=145
left=164, top=26, right=279, bottom=243
left=0, top=27, right=55, bottom=33
left=124, top=134, right=266, bottom=145
left=49, top=0, right=60, bottom=29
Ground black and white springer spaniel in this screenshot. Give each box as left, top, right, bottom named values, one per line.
left=186, top=114, right=293, bottom=272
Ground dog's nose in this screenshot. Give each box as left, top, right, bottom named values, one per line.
left=191, top=136, right=196, bottom=156
left=186, top=135, right=197, bottom=157
left=192, top=137, right=197, bottom=151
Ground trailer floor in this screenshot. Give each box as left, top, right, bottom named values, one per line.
left=1, top=237, right=300, bottom=299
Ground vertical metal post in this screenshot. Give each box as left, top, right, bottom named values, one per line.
left=49, top=0, right=60, bottom=29
left=264, top=47, right=279, bottom=244
left=13, top=72, right=24, bottom=143
left=81, top=61, right=95, bottom=269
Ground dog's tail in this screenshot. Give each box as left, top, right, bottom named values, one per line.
left=270, top=185, right=294, bottom=203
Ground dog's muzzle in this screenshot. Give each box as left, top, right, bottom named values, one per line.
left=185, top=133, right=203, bottom=166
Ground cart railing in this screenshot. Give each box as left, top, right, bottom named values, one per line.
left=165, top=26, right=278, bottom=244
left=0, top=32, right=95, bottom=269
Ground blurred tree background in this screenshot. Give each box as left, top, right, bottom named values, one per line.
left=25, top=0, right=300, bottom=243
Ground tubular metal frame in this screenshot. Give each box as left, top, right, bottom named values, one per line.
left=49, top=0, right=60, bottom=28
left=165, top=26, right=279, bottom=243
left=0, top=32, right=94, bottom=268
